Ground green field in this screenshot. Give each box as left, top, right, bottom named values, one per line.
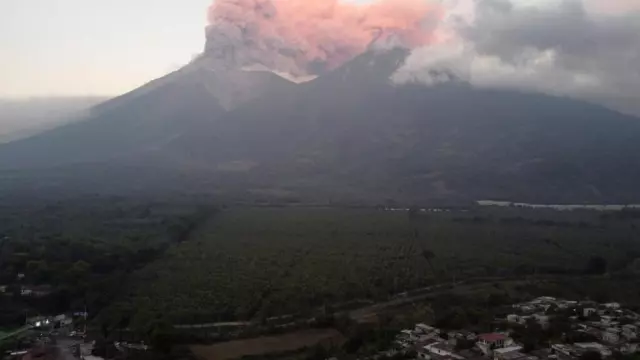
left=115, top=207, right=640, bottom=326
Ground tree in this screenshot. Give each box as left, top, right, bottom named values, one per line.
left=422, top=250, right=437, bottom=277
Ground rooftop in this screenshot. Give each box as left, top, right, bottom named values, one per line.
left=495, top=346, right=524, bottom=355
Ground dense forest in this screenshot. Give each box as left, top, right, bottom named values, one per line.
left=108, top=207, right=640, bottom=329
left=0, top=196, right=214, bottom=329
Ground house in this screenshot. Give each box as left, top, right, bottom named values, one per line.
left=20, top=285, right=52, bottom=297
left=448, top=331, right=477, bottom=341
left=529, top=348, right=552, bottom=360
left=477, top=333, right=513, bottom=355
left=447, top=331, right=477, bottom=347
left=532, top=297, right=557, bottom=304
left=0, top=285, right=7, bottom=293
left=573, top=343, right=612, bottom=358
left=27, top=316, right=51, bottom=327
left=416, top=324, right=439, bottom=335
left=551, top=344, right=578, bottom=360
left=558, top=300, right=578, bottom=309
left=604, top=303, right=621, bottom=310
left=622, top=324, right=637, bottom=339
left=583, top=308, right=597, bottom=317
left=507, top=315, right=520, bottom=323
left=423, top=341, right=465, bottom=360
left=54, top=314, right=73, bottom=326
left=578, top=326, right=604, bottom=341
left=601, top=329, right=620, bottom=344
left=493, top=346, right=524, bottom=360
left=533, top=314, right=550, bottom=328
left=399, top=329, right=419, bottom=342
left=620, top=342, right=639, bottom=355
left=417, top=339, right=445, bottom=359
left=600, top=316, right=614, bottom=325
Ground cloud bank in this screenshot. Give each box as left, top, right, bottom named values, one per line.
left=393, top=0, right=640, bottom=113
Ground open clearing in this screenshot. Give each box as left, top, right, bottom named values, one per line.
left=190, top=328, right=344, bottom=360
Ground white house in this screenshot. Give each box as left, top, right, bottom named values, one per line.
left=574, top=343, right=612, bottom=358
left=423, top=342, right=465, bottom=360
left=604, top=303, right=621, bottom=310
left=477, top=333, right=514, bottom=355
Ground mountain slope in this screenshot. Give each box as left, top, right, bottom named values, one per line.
left=164, top=49, right=640, bottom=203
left=0, top=61, right=295, bottom=170
left=1, top=49, right=640, bottom=203
left=0, top=97, right=107, bottom=144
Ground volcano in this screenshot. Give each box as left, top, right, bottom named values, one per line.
left=1, top=46, right=640, bottom=204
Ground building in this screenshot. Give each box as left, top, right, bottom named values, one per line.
left=602, top=329, right=620, bottom=344
left=584, top=308, right=597, bottom=317
left=417, top=324, right=440, bottom=335
left=477, top=333, right=513, bottom=355
left=533, top=314, right=550, bottom=328
left=551, top=344, right=578, bottom=360
left=493, top=346, right=524, bottom=360
left=54, top=314, right=73, bottom=326
left=507, top=315, right=520, bottom=323
left=604, top=303, right=621, bottom=310
left=622, top=324, right=637, bottom=340
left=573, top=342, right=612, bottom=358
left=619, top=342, right=639, bottom=355
left=422, top=341, right=465, bottom=360
left=27, top=316, right=51, bottom=328
left=448, top=331, right=477, bottom=342
left=399, top=329, right=419, bottom=343
left=20, top=285, right=52, bottom=297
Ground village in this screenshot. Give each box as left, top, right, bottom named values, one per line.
left=374, top=297, right=640, bottom=360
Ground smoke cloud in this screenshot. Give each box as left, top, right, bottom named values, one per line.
left=205, top=0, right=441, bottom=76
left=393, top=0, right=640, bottom=115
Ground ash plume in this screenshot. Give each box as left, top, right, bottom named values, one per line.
left=205, top=0, right=441, bottom=76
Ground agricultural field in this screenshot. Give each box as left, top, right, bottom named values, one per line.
left=116, top=206, right=640, bottom=326
left=190, top=329, right=344, bottom=360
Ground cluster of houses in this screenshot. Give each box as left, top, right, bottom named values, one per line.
left=509, top=297, right=640, bottom=357
left=384, top=297, right=640, bottom=360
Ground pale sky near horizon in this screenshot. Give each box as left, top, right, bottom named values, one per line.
left=0, top=0, right=212, bottom=98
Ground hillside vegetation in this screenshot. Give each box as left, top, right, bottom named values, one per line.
left=115, top=207, right=640, bottom=327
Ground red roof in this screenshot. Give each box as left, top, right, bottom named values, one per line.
left=479, top=333, right=507, bottom=342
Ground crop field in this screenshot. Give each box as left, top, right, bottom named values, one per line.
left=120, top=207, right=640, bottom=324
left=190, top=329, right=344, bottom=360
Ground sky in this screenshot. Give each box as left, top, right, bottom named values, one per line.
left=1, top=0, right=638, bottom=100
left=0, top=0, right=212, bottom=97
left=394, top=0, right=640, bottom=115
